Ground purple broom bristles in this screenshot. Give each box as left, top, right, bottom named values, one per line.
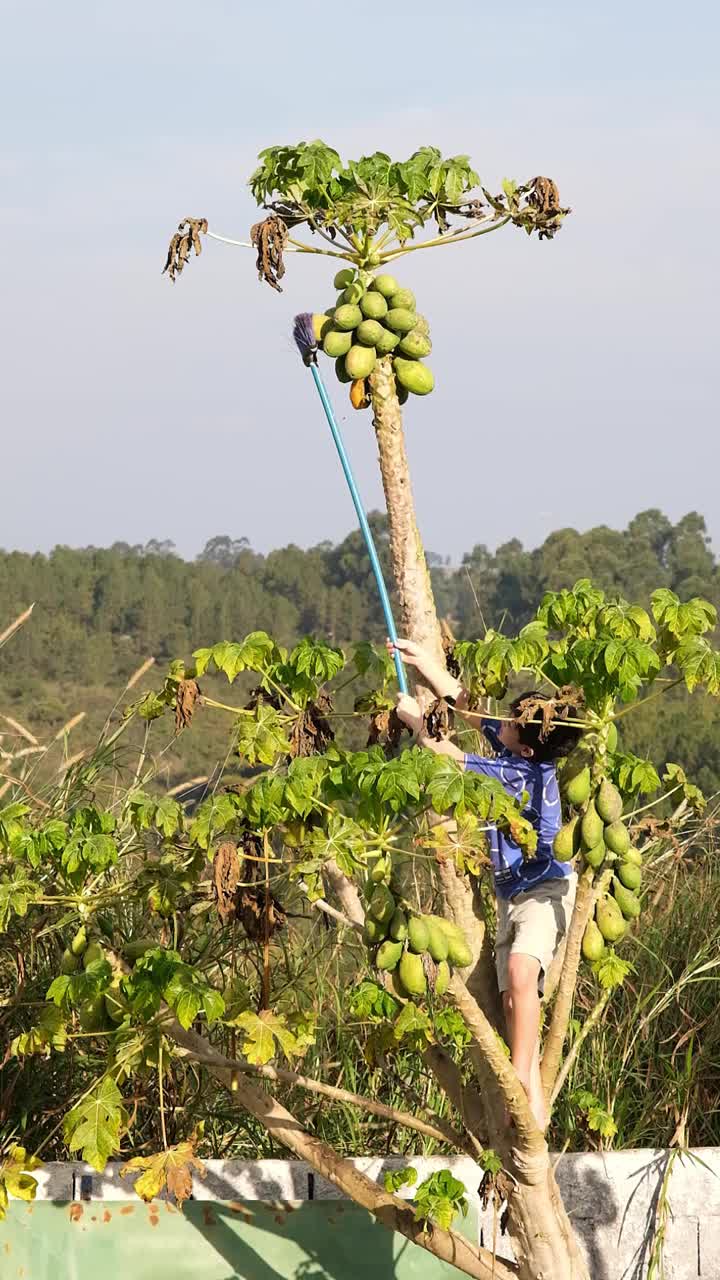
left=292, top=313, right=318, bottom=366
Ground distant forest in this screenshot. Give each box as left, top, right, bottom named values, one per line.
left=1, top=509, right=718, bottom=794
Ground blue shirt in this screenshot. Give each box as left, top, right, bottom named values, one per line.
left=464, top=719, right=571, bottom=900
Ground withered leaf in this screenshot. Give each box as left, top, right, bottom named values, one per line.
left=175, top=679, right=200, bottom=733
left=162, top=217, right=208, bottom=283
left=213, top=841, right=243, bottom=924
left=250, top=214, right=289, bottom=292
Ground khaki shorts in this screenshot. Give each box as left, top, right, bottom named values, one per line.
left=495, top=874, right=577, bottom=997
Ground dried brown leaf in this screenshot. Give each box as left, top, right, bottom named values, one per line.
left=175, top=679, right=200, bottom=733
left=250, top=214, right=289, bottom=292
left=162, top=217, right=208, bottom=283
left=213, top=841, right=243, bottom=924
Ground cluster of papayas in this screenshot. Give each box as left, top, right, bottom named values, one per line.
left=60, top=928, right=124, bottom=1032
left=362, top=876, right=471, bottom=998
left=312, top=268, right=434, bottom=411
left=554, top=753, right=644, bottom=963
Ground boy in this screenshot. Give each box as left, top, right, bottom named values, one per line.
left=388, top=636, right=581, bottom=1131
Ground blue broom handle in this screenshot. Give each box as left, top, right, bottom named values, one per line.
left=309, top=363, right=408, bottom=695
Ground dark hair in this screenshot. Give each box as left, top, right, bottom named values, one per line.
left=510, top=691, right=582, bottom=764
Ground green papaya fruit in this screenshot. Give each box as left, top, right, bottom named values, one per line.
left=335, top=355, right=353, bottom=383
left=334, top=268, right=356, bottom=290
left=407, top=916, right=430, bottom=954
left=397, top=330, right=432, bottom=359
left=385, top=308, right=417, bottom=335
left=82, top=941, right=105, bottom=970
left=607, top=723, right=618, bottom=753
left=61, top=948, right=81, bottom=974
left=596, top=894, right=627, bottom=943
left=373, top=326, right=401, bottom=355
left=377, top=939, right=403, bottom=972
left=393, top=358, right=434, bottom=396
left=617, top=861, right=642, bottom=891
left=123, top=937, right=157, bottom=963
left=79, top=994, right=109, bottom=1033
left=345, top=345, right=376, bottom=380
left=435, top=917, right=466, bottom=941
left=323, top=328, right=353, bottom=358
left=426, top=919, right=450, bottom=963
left=604, top=821, right=630, bottom=856
left=596, top=780, right=623, bottom=824
left=370, top=854, right=391, bottom=883
left=565, top=767, right=591, bottom=808
left=356, top=319, right=385, bottom=347
left=553, top=815, right=580, bottom=862
left=363, top=918, right=388, bottom=947
left=582, top=918, right=606, bottom=962
left=413, top=313, right=430, bottom=336
left=612, top=877, right=641, bottom=920
left=623, top=847, right=643, bottom=867
left=389, top=907, right=408, bottom=942
left=398, top=950, right=427, bottom=997
left=397, top=384, right=409, bottom=405
left=70, top=925, right=88, bottom=957
left=360, top=291, right=388, bottom=320
left=389, top=288, right=416, bottom=310
left=341, top=282, right=365, bottom=305
left=434, top=960, right=450, bottom=996
left=311, top=313, right=333, bottom=343
left=370, top=273, right=398, bottom=298
left=581, top=801, right=604, bottom=850
left=104, top=982, right=130, bottom=1026
left=583, top=840, right=606, bottom=870
left=446, top=934, right=473, bottom=968
left=559, top=746, right=592, bottom=790
left=368, top=884, right=395, bottom=925
left=333, top=303, right=363, bottom=331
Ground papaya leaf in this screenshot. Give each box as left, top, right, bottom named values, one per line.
left=384, top=1166, right=418, bottom=1193
left=121, top=1141, right=205, bottom=1207
left=64, top=1077, right=126, bottom=1171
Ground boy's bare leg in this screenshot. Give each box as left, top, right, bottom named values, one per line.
left=503, top=953, right=546, bottom=1130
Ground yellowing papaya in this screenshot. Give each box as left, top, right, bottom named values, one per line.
left=565, top=767, right=591, bottom=808
left=596, top=894, right=627, bottom=943
left=399, top=950, right=427, bottom=997
left=414, top=314, right=430, bottom=336
left=604, top=821, right=630, bottom=856
left=349, top=379, right=367, bottom=410
left=446, top=934, right=473, bottom=968
left=345, top=345, right=376, bottom=380
left=596, top=780, right=623, bottom=824
left=312, top=313, right=332, bottom=343
left=407, top=916, right=430, bottom=954
left=623, top=847, right=643, bottom=868
left=553, top=815, right=580, bottom=862
left=582, top=918, right=606, bottom=962
left=393, top=358, right=434, bottom=396
left=377, top=939, right=403, bottom=972
left=71, top=925, right=88, bottom=956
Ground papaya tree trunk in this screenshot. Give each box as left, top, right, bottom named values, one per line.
left=369, top=357, right=445, bottom=681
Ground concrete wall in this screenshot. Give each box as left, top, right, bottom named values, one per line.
left=31, top=1149, right=720, bottom=1278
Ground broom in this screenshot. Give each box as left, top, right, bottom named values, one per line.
left=292, top=313, right=408, bottom=695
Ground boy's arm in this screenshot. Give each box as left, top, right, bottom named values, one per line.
left=396, top=695, right=466, bottom=762
left=388, top=639, right=489, bottom=729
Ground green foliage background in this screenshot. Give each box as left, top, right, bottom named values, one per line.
left=1, top=508, right=718, bottom=791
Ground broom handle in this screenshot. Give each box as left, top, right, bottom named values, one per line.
left=309, top=363, right=408, bottom=695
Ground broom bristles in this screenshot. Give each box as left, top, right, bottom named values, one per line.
left=292, top=313, right=318, bottom=365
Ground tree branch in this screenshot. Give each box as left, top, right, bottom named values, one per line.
left=550, top=990, right=611, bottom=1107
left=540, top=870, right=610, bottom=1099
left=324, top=859, right=366, bottom=926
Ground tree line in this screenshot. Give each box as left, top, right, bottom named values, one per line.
left=0, top=508, right=718, bottom=793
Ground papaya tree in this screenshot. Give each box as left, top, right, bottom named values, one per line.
left=1, top=144, right=718, bottom=1280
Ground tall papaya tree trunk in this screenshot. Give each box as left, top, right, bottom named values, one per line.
left=369, top=357, right=445, bottom=685
left=369, top=355, right=590, bottom=1280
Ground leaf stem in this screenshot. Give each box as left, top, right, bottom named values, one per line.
left=380, top=216, right=512, bottom=262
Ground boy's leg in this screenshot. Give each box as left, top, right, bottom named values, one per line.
left=503, top=953, right=546, bottom=1130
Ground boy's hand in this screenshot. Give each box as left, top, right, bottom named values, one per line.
left=395, top=693, right=424, bottom=736
left=386, top=637, right=429, bottom=669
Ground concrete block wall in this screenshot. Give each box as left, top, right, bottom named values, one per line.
left=31, top=1149, right=720, bottom=1278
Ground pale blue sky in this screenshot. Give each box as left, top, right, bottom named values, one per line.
left=1, top=1, right=717, bottom=562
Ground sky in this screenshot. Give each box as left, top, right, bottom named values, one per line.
left=1, top=0, right=718, bottom=564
